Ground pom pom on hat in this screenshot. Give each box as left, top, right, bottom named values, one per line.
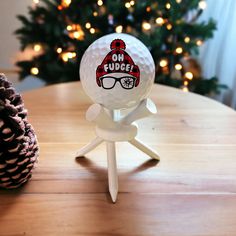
left=110, top=39, right=126, bottom=50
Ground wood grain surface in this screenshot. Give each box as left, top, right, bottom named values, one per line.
left=0, top=82, right=236, bottom=236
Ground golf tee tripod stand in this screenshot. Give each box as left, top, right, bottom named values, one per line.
left=76, top=98, right=160, bottom=203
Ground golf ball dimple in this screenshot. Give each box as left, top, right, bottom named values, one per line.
left=80, top=33, right=155, bottom=110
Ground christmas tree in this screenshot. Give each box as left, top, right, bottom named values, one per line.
left=15, top=0, right=226, bottom=94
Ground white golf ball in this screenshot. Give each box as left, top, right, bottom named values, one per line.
left=80, top=33, right=155, bottom=110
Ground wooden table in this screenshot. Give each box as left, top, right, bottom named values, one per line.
left=1, top=82, right=236, bottom=236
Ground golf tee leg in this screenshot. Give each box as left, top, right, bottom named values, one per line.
left=76, top=136, right=103, bottom=157
left=106, top=141, right=118, bottom=203
left=129, top=138, right=160, bottom=161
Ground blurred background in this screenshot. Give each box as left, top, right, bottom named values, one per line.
left=0, top=0, right=236, bottom=108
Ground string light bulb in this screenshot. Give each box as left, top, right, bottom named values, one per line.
left=97, top=0, right=103, bottom=6
left=176, top=0, right=182, bottom=3
left=85, top=22, right=91, bottom=29
left=93, top=11, right=98, bottom=16
left=142, top=22, right=151, bottom=31
left=115, top=25, right=123, bottom=33
left=156, top=17, right=164, bottom=26
left=33, top=44, right=42, bottom=52
left=30, top=67, right=39, bottom=75
left=90, top=28, right=95, bottom=34
left=67, top=24, right=85, bottom=40
left=57, top=47, right=62, bottom=54
left=175, top=47, right=183, bottom=54
left=62, top=55, right=68, bottom=62
left=199, top=0, right=207, bottom=9
left=184, top=81, right=189, bottom=86
left=184, top=36, right=190, bottom=43
left=185, top=72, right=193, bottom=80
left=61, top=0, right=71, bottom=8
left=166, top=24, right=172, bottom=30
left=73, top=31, right=81, bottom=39
left=166, top=3, right=171, bottom=9
left=182, top=86, right=189, bottom=92
left=67, top=52, right=76, bottom=59
left=175, top=64, right=182, bottom=70
left=61, top=52, right=76, bottom=62
left=66, top=25, right=73, bottom=31
left=130, top=0, right=135, bottom=6
left=196, top=40, right=203, bottom=46
left=159, top=59, right=168, bottom=67
left=125, top=2, right=131, bottom=8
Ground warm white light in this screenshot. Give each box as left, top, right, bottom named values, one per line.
left=156, top=17, right=164, bottom=25
left=61, top=52, right=76, bottom=62
left=73, top=31, right=81, bottom=39
left=62, top=0, right=71, bottom=7
left=185, top=72, right=193, bottom=80
left=62, top=54, right=68, bottom=62
left=85, top=22, right=91, bottom=29
left=166, top=24, right=172, bottom=30
left=33, top=0, right=39, bottom=4
left=67, top=25, right=72, bottom=31
left=90, top=28, right=95, bottom=34
left=159, top=59, right=168, bottom=67
left=196, top=40, right=203, bottom=46
left=57, top=47, right=62, bottom=54
left=182, top=87, right=189, bottom=92
left=31, top=67, right=39, bottom=75
left=97, top=0, right=103, bottom=6
left=184, top=36, right=190, bottom=43
left=176, top=0, right=182, bottom=3
left=199, top=0, right=207, bottom=9
left=93, top=11, right=98, bottom=16
left=67, top=52, right=76, bottom=59
left=115, top=25, right=123, bottom=33
left=67, top=53, right=73, bottom=59
left=130, top=0, right=135, bottom=6
left=175, top=47, right=183, bottom=54
left=142, top=22, right=151, bottom=30
left=175, top=64, right=182, bottom=70
left=125, top=2, right=131, bottom=8
left=184, top=81, right=189, bottom=86
left=33, top=44, right=41, bottom=52
left=166, top=3, right=171, bottom=9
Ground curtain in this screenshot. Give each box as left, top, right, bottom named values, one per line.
left=198, top=0, right=236, bottom=108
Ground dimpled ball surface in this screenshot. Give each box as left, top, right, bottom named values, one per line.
left=80, top=33, right=155, bottom=110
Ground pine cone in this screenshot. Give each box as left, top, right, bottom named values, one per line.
left=0, top=74, right=39, bottom=189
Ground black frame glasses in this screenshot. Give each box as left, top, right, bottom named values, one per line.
left=99, top=76, right=137, bottom=90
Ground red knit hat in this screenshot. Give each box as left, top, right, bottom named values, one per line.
left=96, top=39, right=140, bottom=87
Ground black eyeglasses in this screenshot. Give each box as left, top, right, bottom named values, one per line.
left=99, top=76, right=137, bottom=90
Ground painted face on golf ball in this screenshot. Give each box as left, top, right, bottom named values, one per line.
left=80, top=33, right=155, bottom=110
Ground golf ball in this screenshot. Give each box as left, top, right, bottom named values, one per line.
left=80, top=33, right=155, bottom=110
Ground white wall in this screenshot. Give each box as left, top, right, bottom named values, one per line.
left=0, top=0, right=32, bottom=84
